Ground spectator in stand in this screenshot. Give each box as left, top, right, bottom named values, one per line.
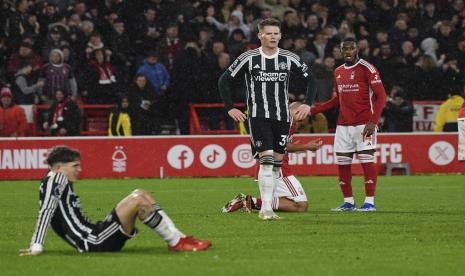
left=39, top=49, right=78, bottom=103
left=436, top=20, right=458, bottom=56
left=85, top=32, right=106, bottom=59
left=137, top=50, right=169, bottom=112
left=308, top=31, right=331, bottom=61
left=156, top=23, right=182, bottom=72
left=43, top=89, right=81, bottom=136
left=420, top=37, right=445, bottom=66
left=37, top=2, right=62, bottom=35
left=108, top=95, right=132, bottom=136
left=281, top=10, right=303, bottom=40
left=293, top=34, right=316, bottom=66
left=41, top=26, right=68, bottom=61
left=302, top=14, right=320, bottom=41
left=14, top=63, right=44, bottom=104
left=227, top=29, right=248, bottom=60
left=6, top=0, right=30, bottom=49
left=127, top=73, right=160, bottom=135
left=382, top=88, right=414, bottom=132
left=207, top=9, right=251, bottom=41
left=108, top=20, right=135, bottom=84
left=133, top=7, right=164, bottom=53
left=0, top=37, right=9, bottom=85
left=408, top=55, right=443, bottom=100
left=434, top=88, right=465, bottom=132
left=7, top=42, right=43, bottom=82
left=83, top=48, right=118, bottom=104
left=0, top=87, right=28, bottom=137
left=453, top=36, right=465, bottom=70
left=357, top=38, right=371, bottom=60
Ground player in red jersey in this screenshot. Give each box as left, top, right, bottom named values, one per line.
left=222, top=102, right=322, bottom=213
left=310, top=37, right=387, bottom=212
left=458, top=101, right=465, bottom=161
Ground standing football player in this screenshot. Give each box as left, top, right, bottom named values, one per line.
left=310, top=37, right=387, bottom=212
left=218, top=18, right=317, bottom=220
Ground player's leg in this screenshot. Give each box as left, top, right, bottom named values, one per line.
left=273, top=175, right=308, bottom=212
left=332, top=125, right=356, bottom=211
left=249, top=118, right=278, bottom=220
left=115, top=189, right=211, bottom=251
left=355, top=124, right=378, bottom=211
left=458, top=119, right=465, bottom=161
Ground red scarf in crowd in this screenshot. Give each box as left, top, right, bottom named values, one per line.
left=52, top=99, right=69, bottom=124
left=89, top=59, right=116, bottom=85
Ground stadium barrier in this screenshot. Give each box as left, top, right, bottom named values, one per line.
left=0, top=133, right=462, bottom=180
left=190, top=101, right=442, bottom=134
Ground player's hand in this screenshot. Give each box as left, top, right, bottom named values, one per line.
left=294, top=104, right=311, bottom=121
left=304, top=138, right=323, bottom=151
left=228, top=108, right=247, bottom=122
left=362, top=122, right=377, bottom=140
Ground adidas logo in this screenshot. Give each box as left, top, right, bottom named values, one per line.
left=365, top=180, right=374, bottom=184
left=339, top=181, right=346, bottom=185
left=253, top=64, right=261, bottom=69
left=337, top=74, right=341, bottom=79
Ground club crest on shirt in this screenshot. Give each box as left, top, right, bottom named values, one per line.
left=278, top=62, right=288, bottom=70
left=350, top=71, right=355, bottom=80
left=255, top=140, right=262, bottom=147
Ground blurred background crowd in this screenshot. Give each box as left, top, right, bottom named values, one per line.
left=0, top=0, right=464, bottom=137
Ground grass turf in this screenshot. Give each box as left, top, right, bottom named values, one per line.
left=1, top=175, right=465, bottom=276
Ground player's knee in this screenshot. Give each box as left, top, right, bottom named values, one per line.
left=336, top=155, right=353, bottom=165
left=358, top=153, right=375, bottom=163
left=295, top=202, right=308, bottom=212
left=128, top=191, right=150, bottom=206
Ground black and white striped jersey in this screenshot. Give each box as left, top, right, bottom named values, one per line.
left=226, top=47, right=311, bottom=122
left=30, top=171, right=94, bottom=252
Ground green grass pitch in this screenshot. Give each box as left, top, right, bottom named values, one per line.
left=1, top=175, right=465, bottom=276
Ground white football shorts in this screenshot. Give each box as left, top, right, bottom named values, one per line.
left=334, top=124, right=377, bottom=153
left=458, top=119, right=465, bottom=161
left=274, top=175, right=307, bottom=202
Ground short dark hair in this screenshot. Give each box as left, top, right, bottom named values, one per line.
left=46, top=146, right=80, bottom=166
left=258, top=18, right=281, bottom=32
left=342, top=37, right=358, bottom=44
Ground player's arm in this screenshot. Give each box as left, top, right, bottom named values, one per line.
left=218, top=54, right=248, bottom=122
left=364, top=69, right=388, bottom=137
left=290, top=58, right=317, bottom=120
left=287, top=138, right=323, bottom=152
left=20, top=174, right=68, bottom=256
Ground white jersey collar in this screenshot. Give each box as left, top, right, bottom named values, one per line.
left=259, top=47, right=279, bottom=59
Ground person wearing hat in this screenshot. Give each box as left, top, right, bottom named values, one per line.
left=0, top=87, right=28, bottom=137
left=39, top=48, right=77, bottom=102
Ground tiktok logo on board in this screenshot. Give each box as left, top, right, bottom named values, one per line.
left=200, top=145, right=226, bottom=169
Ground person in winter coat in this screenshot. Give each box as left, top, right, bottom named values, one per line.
left=43, top=90, right=81, bottom=136
left=0, top=87, right=28, bottom=137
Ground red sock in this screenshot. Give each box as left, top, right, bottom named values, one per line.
left=361, top=162, right=377, bottom=196
left=338, top=165, right=353, bottom=197
left=253, top=197, right=262, bottom=210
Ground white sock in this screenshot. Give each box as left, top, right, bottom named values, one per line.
left=364, top=196, right=374, bottom=205
left=258, top=164, right=274, bottom=211
left=154, top=218, right=181, bottom=246
left=144, top=209, right=183, bottom=246
left=344, top=197, right=355, bottom=204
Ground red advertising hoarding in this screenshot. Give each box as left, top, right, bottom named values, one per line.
left=0, top=134, right=463, bottom=180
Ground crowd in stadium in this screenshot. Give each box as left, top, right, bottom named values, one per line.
left=1, top=0, right=465, bottom=136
